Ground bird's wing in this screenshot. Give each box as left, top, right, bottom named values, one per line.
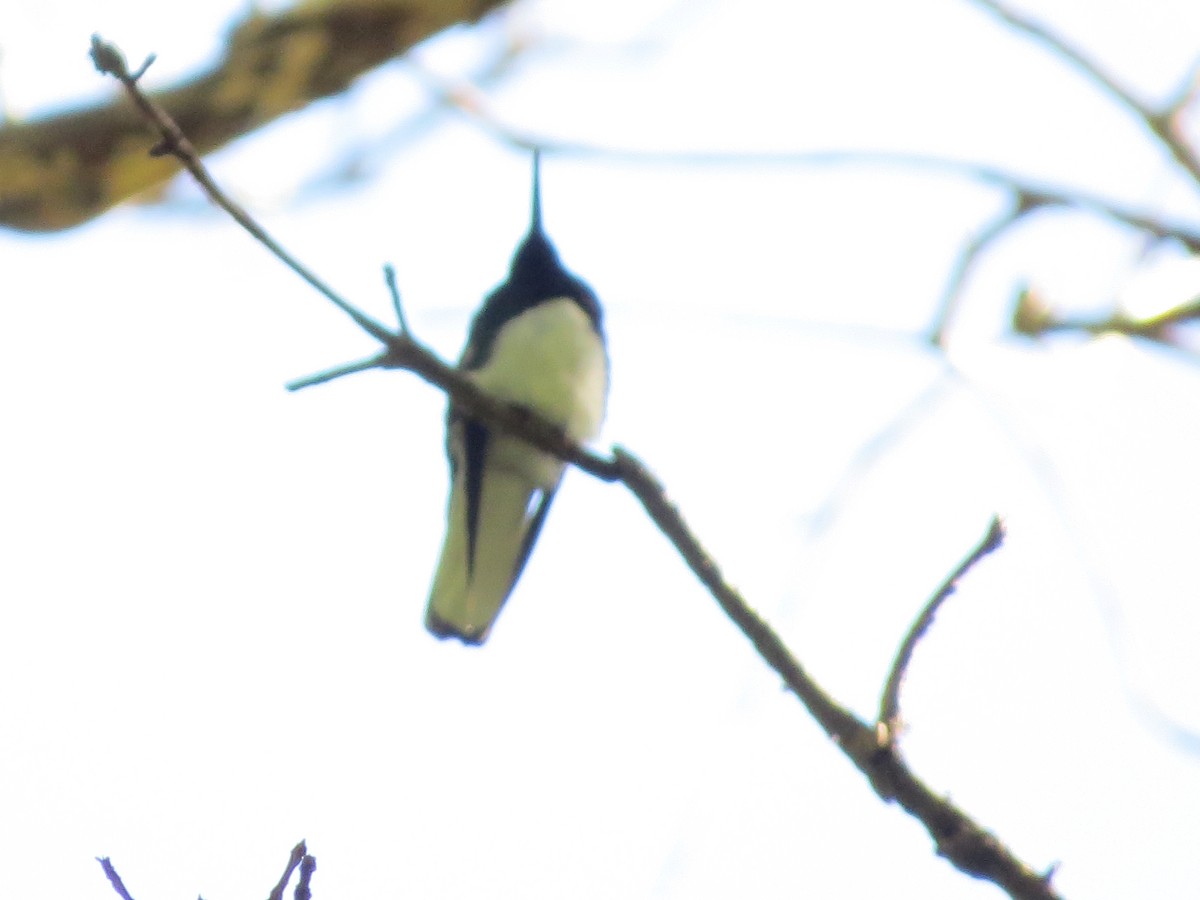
left=426, top=419, right=562, bottom=644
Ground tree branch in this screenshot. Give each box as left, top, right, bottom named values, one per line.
left=879, top=516, right=1007, bottom=732
left=96, top=858, right=137, bottom=900
left=1013, top=284, right=1200, bottom=359
left=268, top=841, right=309, bottom=900
left=1, top=1, right=511, bottom=232
left=94, top=38, right=1062, bottom=900
left=967, top=0, right=1200, bottom=185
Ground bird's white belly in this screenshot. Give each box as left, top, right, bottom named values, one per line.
left=470, top=296, right=608, bottom=441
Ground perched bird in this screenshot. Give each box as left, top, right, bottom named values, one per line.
left=425, top=153, right=609, bottom=645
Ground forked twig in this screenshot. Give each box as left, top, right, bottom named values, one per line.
left=268, top=841, right=309, bottom=900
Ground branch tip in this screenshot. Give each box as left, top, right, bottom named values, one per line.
left=295, top=853, right=317, bottom=900
left=286, top=353, right=388, bottom=391
left=130, top=53, right=157, bottom=82
left=267, top=841, right=309, bottom=900
left=878, top=515, right=1006, bottom=729
left=383, top=263, right=411, bottom=335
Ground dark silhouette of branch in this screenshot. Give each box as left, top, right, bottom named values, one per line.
left=91, top=37, right=1063, bottom=899
left=268, top=841, right=309, bottom=900
left=96, top=858, right=137, bottom=900
left=879, top=516, right=1007, bottom=733
left=295, top=854, right=316, bottom=900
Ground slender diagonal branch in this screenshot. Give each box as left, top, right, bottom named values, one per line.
left=96, top=858, right=137, bottom=900
left=294, top=853, right=316, bottom=900
left=268, top=841, right=309, bottom=900
left=1013, top=285, right=1200, bottom=360
left=94, top=38, right=1062, bottom=900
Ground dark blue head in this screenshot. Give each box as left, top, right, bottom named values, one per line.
left=462, top=153, right=603, bottom=369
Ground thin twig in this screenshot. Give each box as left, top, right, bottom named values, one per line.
left=879, top=516, right=1007, bottom=732
left=287, top=352, right=390, bottom=391
left=384, top=264, right=410, bottom=336
left=612, top=458, right=1048, bottom=896
left=268, top=841, right=308, bottom=900
left=97, top=858, right=137, bottom=900
left=294, top=853, right=316, bottom=900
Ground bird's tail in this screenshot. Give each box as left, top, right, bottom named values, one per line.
left=426, top=465, right=551, bottom=644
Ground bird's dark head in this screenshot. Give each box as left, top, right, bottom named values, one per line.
left=465, top=152, right=603, bottom=361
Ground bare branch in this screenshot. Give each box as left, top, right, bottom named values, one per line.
left=879, top=516, right=1006, bottom=732
left=967, top=0, right=1200, bottom=184
left=96, top=858, right=137, bottom=900
left=95, top=40, right=1060, bottom=900
left=294, top=853, right=316, bottom=900
left=287, top=353, right=391, bottom=392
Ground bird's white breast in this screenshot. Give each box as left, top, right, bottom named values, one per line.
left=470, top=297, right=608, bottom=441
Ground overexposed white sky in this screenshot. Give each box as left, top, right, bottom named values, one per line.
left=2, top=1, right=1199, bottom=899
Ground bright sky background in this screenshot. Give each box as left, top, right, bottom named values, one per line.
left=2, top=1, right=1200, bottom=899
